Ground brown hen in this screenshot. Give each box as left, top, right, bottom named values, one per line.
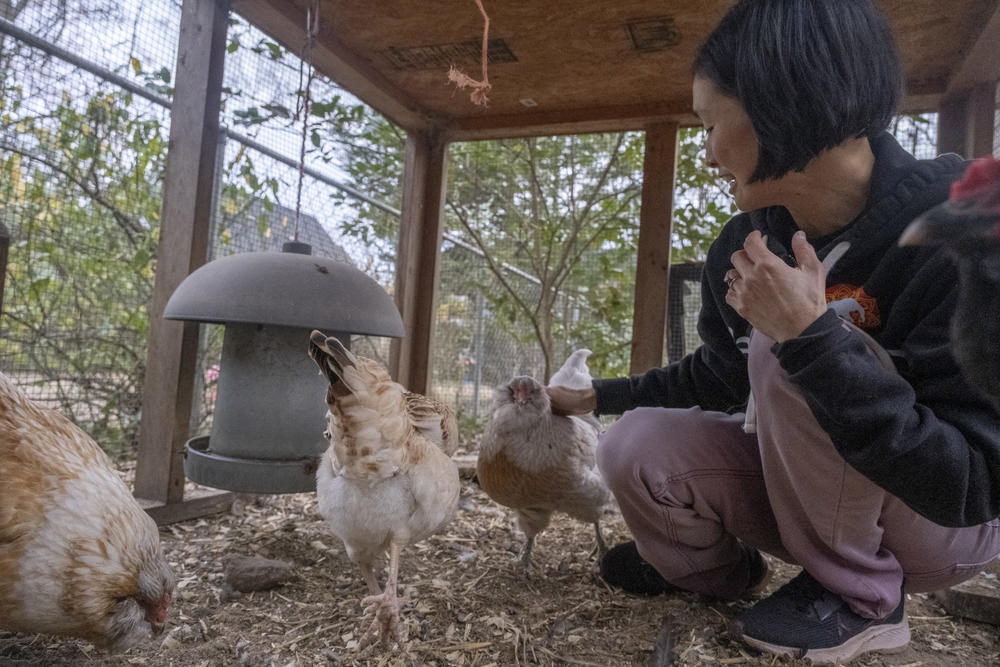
left=477, top=350, right=612, bottom=573
left=0, top=372, right=174, bottom=650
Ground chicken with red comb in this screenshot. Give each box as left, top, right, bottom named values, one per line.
left=900, top=155, right=1000, bottom=410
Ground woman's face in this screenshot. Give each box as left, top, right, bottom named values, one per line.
left=692, top=76, right=774, bottom=212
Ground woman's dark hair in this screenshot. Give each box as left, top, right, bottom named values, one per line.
left=693, top=0, right=901, bottom=182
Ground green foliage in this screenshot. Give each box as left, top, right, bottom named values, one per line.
left=441, top=134, right=645, bottom=380
left=0, top=81, right=167, bottom=456
left=672, top=127, right=738, bottom=263
left=300, top=96, right=734, bottom=381
left=257, top=64, right=737, bottom=382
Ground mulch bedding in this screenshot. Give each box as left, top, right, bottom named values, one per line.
left=2, top=456, right=998, bottom=667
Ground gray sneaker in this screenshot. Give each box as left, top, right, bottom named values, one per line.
left=730, top=571, right=909, bottom=665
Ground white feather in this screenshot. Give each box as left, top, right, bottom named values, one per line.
left=548, top=348, right=593, bottom=390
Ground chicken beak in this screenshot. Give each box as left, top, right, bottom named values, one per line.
left=513, top=381, right=528, bottom=405
left=142, top=592, right=170, bottom=636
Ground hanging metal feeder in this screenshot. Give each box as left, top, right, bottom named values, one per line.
left=164, top=241, right=404, bottom=493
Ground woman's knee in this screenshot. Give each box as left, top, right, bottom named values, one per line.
left=597, top=411, right=646, bottom=486
left=598, top=407, right=753, bottom=490
left=597, top=407, right=689, bottom=488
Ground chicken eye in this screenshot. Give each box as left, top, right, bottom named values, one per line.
left=322, top=429, right=331, bottom=439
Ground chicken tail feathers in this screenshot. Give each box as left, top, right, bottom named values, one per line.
left=309, top=330, right=416, bottom=479
left=309, top=330, right=357, bottom=398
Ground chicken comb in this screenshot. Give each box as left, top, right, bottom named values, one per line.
left=950, top=156, right=1000, bottom=206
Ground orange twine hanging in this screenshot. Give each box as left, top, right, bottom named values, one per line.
left=448, top=0, right=492, bottom=107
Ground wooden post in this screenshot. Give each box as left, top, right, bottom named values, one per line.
left=936, top=95, right=966, bottom=157
left=937, top=81, right=998, bottom=158
left=389, top=130, right=448, bottom=394
left=966, top=82, right=997, bottom=158
left=630, top=122, right=678, bottom=375
left=134, top=0, right=230, bottom=513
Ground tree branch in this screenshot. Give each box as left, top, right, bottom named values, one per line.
left=0, top=143, right=144, bottom=244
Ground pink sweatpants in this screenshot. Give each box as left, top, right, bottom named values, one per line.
left=597, top=332, right=1000, bottom=619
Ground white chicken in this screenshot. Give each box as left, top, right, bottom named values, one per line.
left=307, top=331, right=460, bottom=648
left=0, top=372, right=175, bottom=650
left=476, top=349, right=611, bottom=572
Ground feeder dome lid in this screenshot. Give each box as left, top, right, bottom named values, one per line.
left=163, top=243, right=405, bottom=337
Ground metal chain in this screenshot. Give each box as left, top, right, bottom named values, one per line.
left=294, top=0, right=321, bottom=242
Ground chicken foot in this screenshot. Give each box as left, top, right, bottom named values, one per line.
left=358, top=543, right=407, bottom=649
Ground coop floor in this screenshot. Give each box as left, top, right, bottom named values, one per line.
left=1, top=464, right=998, bottom=667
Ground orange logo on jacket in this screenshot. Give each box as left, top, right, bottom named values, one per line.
left=825, top=284, right=881, bottom=330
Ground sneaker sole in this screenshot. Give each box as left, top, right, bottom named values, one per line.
left=736, top=616, right=910, bottom=665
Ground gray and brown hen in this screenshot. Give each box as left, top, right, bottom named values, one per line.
left=476, top=350, right=612, bottom=573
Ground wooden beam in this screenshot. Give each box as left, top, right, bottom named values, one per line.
left=389, top=130, right=448, bottom=394
left=946, top=2, right=1000, bottom=95
left=232, top=0, right=436, bottom=133
left=937, top=81, right=998, bottom=158
left=138, top=489, right=235, bottom=526
left=630, top=122, right=678, bottom=376
left=967, top=82, right=998, bottom=158
left=443, top=102, right=696, bottom=142
left=134, top=0, right=229, bottom=505
left=937, top=95, right=966, bottom=157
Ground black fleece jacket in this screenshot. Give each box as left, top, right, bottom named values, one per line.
left=594, top=132, right=1000, bottom=527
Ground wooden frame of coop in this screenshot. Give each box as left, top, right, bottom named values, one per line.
left=132, top=0, right=1000, bottom=523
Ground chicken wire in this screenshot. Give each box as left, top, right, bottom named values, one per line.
left=891, top=113, right=939, bottom=159
left=0, top=0, right=399, bottom=455
left=0, top=0, right=181, bottom=457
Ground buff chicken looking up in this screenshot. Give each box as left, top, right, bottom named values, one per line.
left=476, top=349, right=612, bottom=573
left=0, top=372, right=175, bottom=650
left=307, top=331, right=460, bottom=649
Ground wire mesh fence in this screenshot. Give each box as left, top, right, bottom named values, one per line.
left=0, top=1, right=399, bottom=455
left=0, top=0, right=951, bottom=456
left=1, top=0, right=179, bottom=457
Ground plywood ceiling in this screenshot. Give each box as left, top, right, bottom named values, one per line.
left=234, top=0, right=1000, bottom=140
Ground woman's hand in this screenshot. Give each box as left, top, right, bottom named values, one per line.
left=726, top=230, right=828, bottom=343
left=546, top=385, right=597, bottom=416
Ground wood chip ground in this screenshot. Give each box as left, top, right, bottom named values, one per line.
left=2, top=453, right=998, bottom=667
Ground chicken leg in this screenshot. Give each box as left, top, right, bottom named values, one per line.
left=515, top=507, right=552, bottom=575
left=359, top=543, right=406, bottom=648
left=590, top=520, right=608, bottom=558
left=518, top=535, right=536, bottom=575
left=358, top=561, right=381, bottom=597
